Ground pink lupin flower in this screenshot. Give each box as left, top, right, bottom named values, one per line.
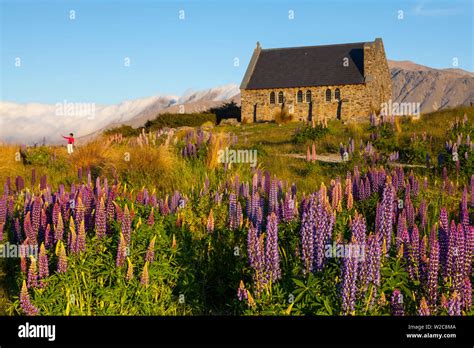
left=20, top=280, right=39, bottom=316
left=207, top=209, right=214, bottom=233
left=147, top=207, right=155, bottom=226
left=56, top=241, right=67, bottom=273
left=95, top=197, right=107, bottom=239
left=125, top=257, right=134, bottom=281
left=145, top=236, right=156, bottom=263
left=76, top=220, right=86, bottom=253
left=121, top=205, right=132, bottom=245
left=116, top=233, right=127, bottom=268
left=38, top=243, right=49, bottom=285
left=140, top=262, right=149, bottom=287
left=54, top=213, right=64, bottom=244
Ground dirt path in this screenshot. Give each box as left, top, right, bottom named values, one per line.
left=277, top=152, right=428, bottom=169
left=276, top=153, right=343, bottom=163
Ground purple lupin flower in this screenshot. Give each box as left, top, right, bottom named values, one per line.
left=341, top=238, right=359, bottom=315
left=31, top=196, right=41, bottom=237
left=27, top=256, right=38, bottom=289
left=106, top=190, right=115, bottom=223
left=54, top=213, right=64, bottom=244
left=360, top=232, right=382, bottom=301
left=121, top=205, right=132, bottom=245
left=147, top=207, right=155, bottom=226
left=409, top=224, right=420, bottom=280
left=20, top=280, right=39, bottom=316
left=264, top=212, right=281, bottom=282
left=418, top=297, right=430, bottom=316
left=95, top=197, right=106, bottom=239
left=247, top=224, right=266, bottom=293
left=405, top=196, right=414, bottom=229
left=448, top=291, right=461, bottom=316
left=14, top=217, right=22, bottom=244
left=419, top=199, right=427, bottom=231
left=314, top=193, right=334, bottom=272
left=282, top=192, right=295, bottom=222
left=269, top=179, right=278, bottom=213
left=466, top=226, right=474, bottom=276
left=427, top=237, right=439, bottom=308
left=237, top=280, right=249, bottom=301
left=453, top=223, right=466, bottom=295
left=228, top=193, right=237, bottom=230
left=236, top=201, right=243, bottom=229
left=438, top=208, right=449, bottom=271
left=145, top=236, right=156, bottom=263
left=446, top=220, right=457, bottom=279
left=116, top=233, right=127, bottom=268
left=351, top=212, right=367, bottom=246
left=57, top=241, right=67, bottom=273
left=391, top=289, right=404, bottom=316
left=300, top=195, right=316, bottom=274
left=52, top=202, right=60, bottom=229
left=74, top=197, right=85, bottom=230
left=462, top=277, right=472, bottom=312
left=16, top=175, right=25, bottom=191
left=380, top=178, right=394, bottom=254
left=396, top=211, right=407, bottom=252
left=247, top=224, right=258, bottom=268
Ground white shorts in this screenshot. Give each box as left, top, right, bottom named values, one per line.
left=67, top=143, right=74, bottom=154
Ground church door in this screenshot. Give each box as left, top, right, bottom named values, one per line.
left=308, top=101, right=313, bottom=121
left=253, top=104, right=257, bottom=123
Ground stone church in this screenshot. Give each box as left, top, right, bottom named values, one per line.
left=240, top=38, right=392, bottom=123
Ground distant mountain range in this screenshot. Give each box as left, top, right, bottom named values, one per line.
left=0, top=61, right=472, bottom=144
left=388, top=60, right=474, bottom=113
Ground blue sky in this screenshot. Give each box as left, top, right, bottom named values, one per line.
left=1, top=0, right=472, bottom=104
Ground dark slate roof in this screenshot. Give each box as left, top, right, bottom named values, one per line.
left=245, top=42, right=366, bottom=89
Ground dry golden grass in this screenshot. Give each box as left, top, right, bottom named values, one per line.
left=0, top=145, right=27, bottom=184
left=206, top=132, right=226, bottom=169
left=70, top=138, right=113, bottom=172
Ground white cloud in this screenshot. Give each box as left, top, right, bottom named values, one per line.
left=411, top=2, right=463, bottom=16
left=0, top=84, right=239, bottom=144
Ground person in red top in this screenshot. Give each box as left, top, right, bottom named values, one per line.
left=62, top=133, right=75, bottom=154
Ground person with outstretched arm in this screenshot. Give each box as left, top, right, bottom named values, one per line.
left=62, top=133, right=75, bottom=154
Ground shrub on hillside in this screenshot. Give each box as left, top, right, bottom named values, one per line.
left=145, top=113, right=216, bottom=130
left=104, top=125, right=140, bottom=137
left=209, top=102, right=241, bottom=124
left=292, top=123, right=329, bottom=144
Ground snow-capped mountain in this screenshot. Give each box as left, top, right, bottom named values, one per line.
left=0, top=84, right=239, bottom=144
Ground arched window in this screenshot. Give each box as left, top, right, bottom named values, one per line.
left=326, top=88, right=332, bottom=102
left=335, top=88, right=341, bottom=101
left=278, top=91, right=284, bottom=104
left=297, top=90, right=303, bottom=103
left=269, top=92, right=275, bottom=104
left=306, top=90, right=312, bottom=103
